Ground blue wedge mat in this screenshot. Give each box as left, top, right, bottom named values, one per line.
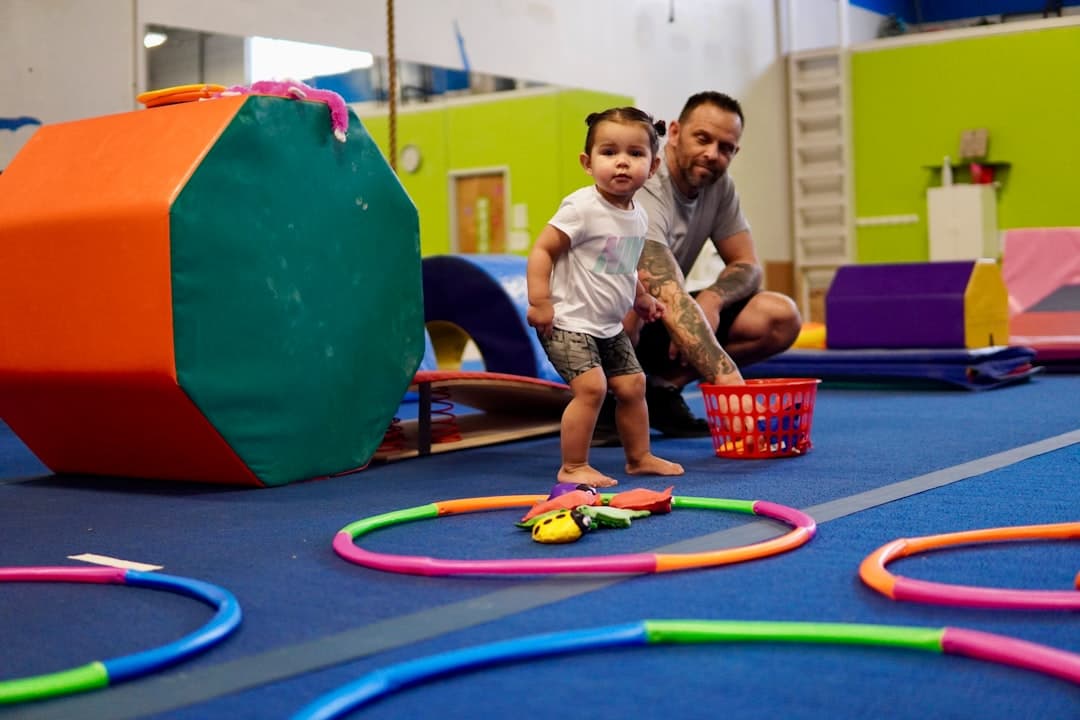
left=742, top=345, right=1041, bottom=390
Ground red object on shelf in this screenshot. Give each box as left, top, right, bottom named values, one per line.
left=970, top=162, right=994, bottom=184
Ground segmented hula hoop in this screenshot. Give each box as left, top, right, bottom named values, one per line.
left=860, top=521, right=1080, bottom=610
left=290, top=618, right=1080, bottom=720
left=0, top=566, right=241, bottom=705
left=333, top=494, right=815, bottom=575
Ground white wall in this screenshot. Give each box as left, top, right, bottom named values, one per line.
left=135, top=1, right=785, bottom=136
left=785, top=0, right=883, bottom=52
left=0, top=0, right=137, bottom=170
left=3, top=0, right=858, bottom=263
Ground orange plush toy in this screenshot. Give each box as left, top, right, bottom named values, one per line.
left=520, top=489, right=604, bottom=522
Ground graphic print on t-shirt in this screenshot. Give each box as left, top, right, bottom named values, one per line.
left=592, top=234, right=644, bottom=275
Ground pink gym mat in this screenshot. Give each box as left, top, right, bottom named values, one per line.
left=1002, top=228, right=1080, bottom=365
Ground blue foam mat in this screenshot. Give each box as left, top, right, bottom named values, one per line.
left=742, top=345, right=1041, bottom=390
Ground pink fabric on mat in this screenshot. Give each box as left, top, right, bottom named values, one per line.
left=1002, top=228, right=1080, bottom=314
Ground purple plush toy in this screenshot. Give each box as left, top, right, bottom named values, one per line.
left=547, top=482, right=599, bottom=501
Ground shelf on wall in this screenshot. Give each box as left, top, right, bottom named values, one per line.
left=923, top=161, right=1010, bottom=188
left=921, top=161, right=1011, bottom=171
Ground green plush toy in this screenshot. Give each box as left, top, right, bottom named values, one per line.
left=577, top=505, right=651, bottom=529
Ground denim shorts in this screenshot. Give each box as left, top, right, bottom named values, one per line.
left=539, top=328, right=642, bottom=383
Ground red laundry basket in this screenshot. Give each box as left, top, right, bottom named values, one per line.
left=700, top=378, right=821, bottom=459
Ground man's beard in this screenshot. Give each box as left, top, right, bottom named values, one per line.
left=681, top=160, right=722, bottom=191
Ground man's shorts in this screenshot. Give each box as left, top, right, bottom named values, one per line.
left=635, top=293, right=751, bottom=376
left=539, top=328, right=642, bottom=383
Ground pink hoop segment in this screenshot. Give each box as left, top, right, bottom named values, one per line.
left=334, top=494, right=815, bottom=576
left=860, top=521, right=1080, bottom=610
left=942, top=626, right=1080, bottom=682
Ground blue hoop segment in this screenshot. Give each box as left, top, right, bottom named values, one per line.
left=0, top=566, right=241, bottom=705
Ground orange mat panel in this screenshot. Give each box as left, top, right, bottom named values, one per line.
left=0, top=372, right=261, bottom=486
left=0, top=98, right=245, bottom=376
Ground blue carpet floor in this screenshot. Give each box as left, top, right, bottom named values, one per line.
left=1, top=374, right=1078, bottom=719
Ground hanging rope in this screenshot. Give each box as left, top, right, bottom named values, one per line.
left=386, top=0, right=398, bottom=171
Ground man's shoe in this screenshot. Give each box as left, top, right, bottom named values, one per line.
left=590, top=394, right=622, bottom=447
left=646, top=384, right=711, bottom=438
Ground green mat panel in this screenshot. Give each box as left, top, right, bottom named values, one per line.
left=170, top=96, right=423, bottom=486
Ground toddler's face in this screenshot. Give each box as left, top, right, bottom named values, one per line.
left=582, top=121, right=658, bottom=206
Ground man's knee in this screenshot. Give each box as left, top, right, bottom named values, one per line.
left=763, top=292, right=802, bottom=348
left=735, top=292, right=800, bottom=336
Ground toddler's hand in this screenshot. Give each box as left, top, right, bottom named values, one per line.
left=634, top=295, right=665, bottom=323
left=527, top=301, right=555, bottom=338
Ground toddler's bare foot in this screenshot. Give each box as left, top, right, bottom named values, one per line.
left=625, top=453, right=684, bottom=477
left=558, top=464, right=618, bottom=488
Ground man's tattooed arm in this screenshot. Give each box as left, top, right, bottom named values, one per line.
left=638, top=240, right=743, bottom=385
left=703, top=261, right=762, bottom=309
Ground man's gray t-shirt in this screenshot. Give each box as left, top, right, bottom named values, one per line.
left=634, top=160, right=750, bottom=277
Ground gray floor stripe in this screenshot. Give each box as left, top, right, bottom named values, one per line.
left=803, top=429, right=1080, bottom=524
left=8, top=429, right=1077, bottom=720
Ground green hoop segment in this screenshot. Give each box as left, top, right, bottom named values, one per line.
left=292, top=619, right=1080, bottom=720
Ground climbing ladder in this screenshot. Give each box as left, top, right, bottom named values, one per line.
left=787, top=46, right=853, bottom=324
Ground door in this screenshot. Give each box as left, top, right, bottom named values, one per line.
left=451, top=169, right=507, bottom=254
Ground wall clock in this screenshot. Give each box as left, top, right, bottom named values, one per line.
left=400, top=144, right=422, bottom=173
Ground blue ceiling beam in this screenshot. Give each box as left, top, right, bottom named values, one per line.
left=849, top=1, right=1077, bottom=24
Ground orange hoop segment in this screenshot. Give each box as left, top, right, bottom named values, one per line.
left=860, top=522, right=1080, bottom=610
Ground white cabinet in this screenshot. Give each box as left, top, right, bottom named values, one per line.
left=927, top=184, right=998, bottom=260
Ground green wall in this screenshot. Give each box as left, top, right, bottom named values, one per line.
left=357, top=88, right=632, bottom=256
left=852, top=24, right=1080, bottom=263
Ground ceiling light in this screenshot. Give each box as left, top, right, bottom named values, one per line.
left=144, top=31, right=168, bottom=49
